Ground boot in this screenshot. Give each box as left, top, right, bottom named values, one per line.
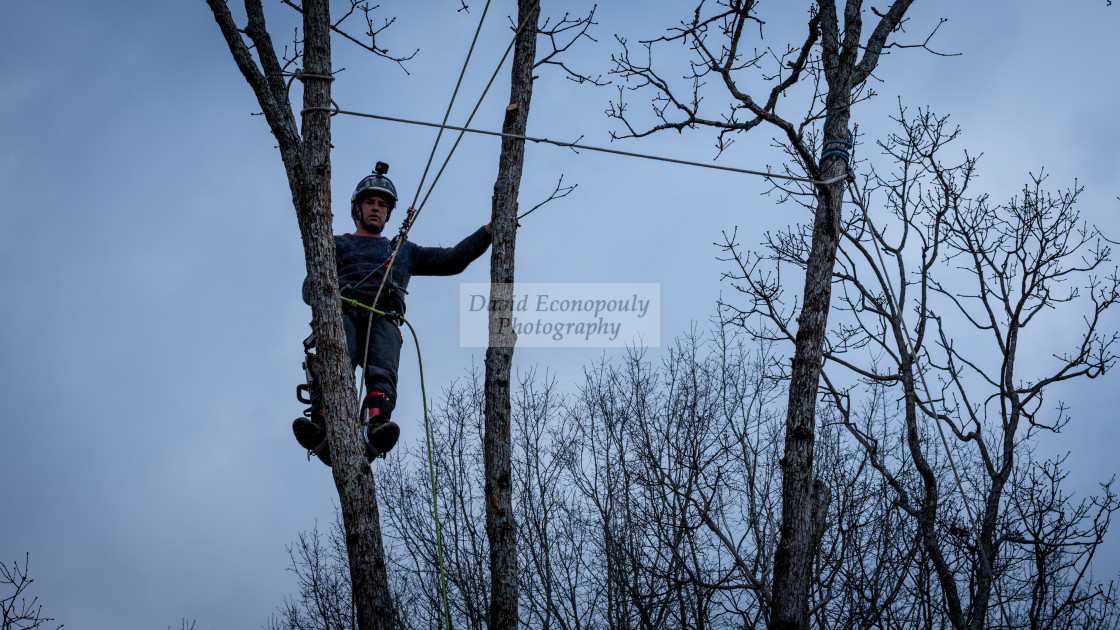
left=361, top=391, right=400, bottom=458
left=293, top=411, right=332, bottom=467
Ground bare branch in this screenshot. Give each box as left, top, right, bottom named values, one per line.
left=1, top=553, right=62, bottom=630
left=517, top=174, right=577, bottom=222
left=852, top=0, right=918, bottom=86
left=533, top=6, right=609, bottom=86
left=281, top=0, right=418, bottom=72
left=205, top=0, right=301, bottom=163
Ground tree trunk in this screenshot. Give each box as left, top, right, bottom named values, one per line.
left=484, top=2, right=538, bottom=629
left=770, top=128, right=845, bottom=630
left=205, top=2, right=397, bottom=628
left=770, top=2, right=914, bottom=628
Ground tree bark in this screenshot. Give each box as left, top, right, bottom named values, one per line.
left=204, top=2, right=397, bottom=628
left=484, top=2, right=538, bottom=629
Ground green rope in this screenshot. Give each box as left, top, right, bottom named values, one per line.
left=341, top=296, right=453, bottom=630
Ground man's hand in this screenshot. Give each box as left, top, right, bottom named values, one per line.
left=486, top=201, right=518, bottom=234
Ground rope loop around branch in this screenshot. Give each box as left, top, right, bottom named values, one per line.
left=282, top=69, right=338, bottom=109
left=292, top=68, right=336, bottom=82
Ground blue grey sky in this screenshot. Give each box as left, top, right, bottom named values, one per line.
left=2, top=1, right=1118, bottom=628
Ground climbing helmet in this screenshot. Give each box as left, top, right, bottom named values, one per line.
left=351, top=161, right=398, bottom=210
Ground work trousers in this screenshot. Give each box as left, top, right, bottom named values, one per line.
left=309, top=307, right=403, bottom=417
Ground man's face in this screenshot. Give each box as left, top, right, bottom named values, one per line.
left=355, top=194, right=392, bottom=235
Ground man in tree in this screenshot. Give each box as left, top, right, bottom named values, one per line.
left=293, top=162, right=493, bottom=466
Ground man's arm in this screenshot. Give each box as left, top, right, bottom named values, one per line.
left=411, top=225, right=493, bottom=276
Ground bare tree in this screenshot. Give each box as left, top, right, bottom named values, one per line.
left=204, top=2, right=412, bottom=627
left=1002, top=458, right=1119, bottom=629
left=721, top=105, right=1120, bottom=629
left=483, top=2, right=539, bottom=628
left=604, top=4, right=947, bottom=626
left=480, top=4, right=602, bottom=629
left=267, top=513, right=357, bottom=630
left=1, top=555, right=61, bottom=630
left=509, top=368, right=594, bottom=629
left=308, top=310, right=1120, bottom=629
left=566, top=335, right=780, bottom=629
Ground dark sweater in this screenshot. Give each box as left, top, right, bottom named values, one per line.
left=303, top=226, right=492, bottom=312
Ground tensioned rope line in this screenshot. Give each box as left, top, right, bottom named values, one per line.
left=352, top=0, right=541, bottom=318
left=407, top=0, right=493, bottom=218
left=361, top=0, right=543, bottom=321
left=304, top=106, right=852, bottom=188
left=354, top=0, right=538, bottom=385
left=402, top=0, right=542, bottom=233
left=355, top=0, right=495, bottom=407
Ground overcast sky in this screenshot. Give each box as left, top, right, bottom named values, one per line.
left=2, top=1, right=1118, bottom=628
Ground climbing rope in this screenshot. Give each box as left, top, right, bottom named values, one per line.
left=404, top=0, right=542, bottom=230
left=359, top=0, right=542, bottom=320
left=355, top=0, right=502, bottom=401
left=341, top=297, right=452, bottom=630
left=408, top=0, right=493, bottom=223
left=328, top=0, right=540, bottom=324
left=352, top=0, right=541, bottom=394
